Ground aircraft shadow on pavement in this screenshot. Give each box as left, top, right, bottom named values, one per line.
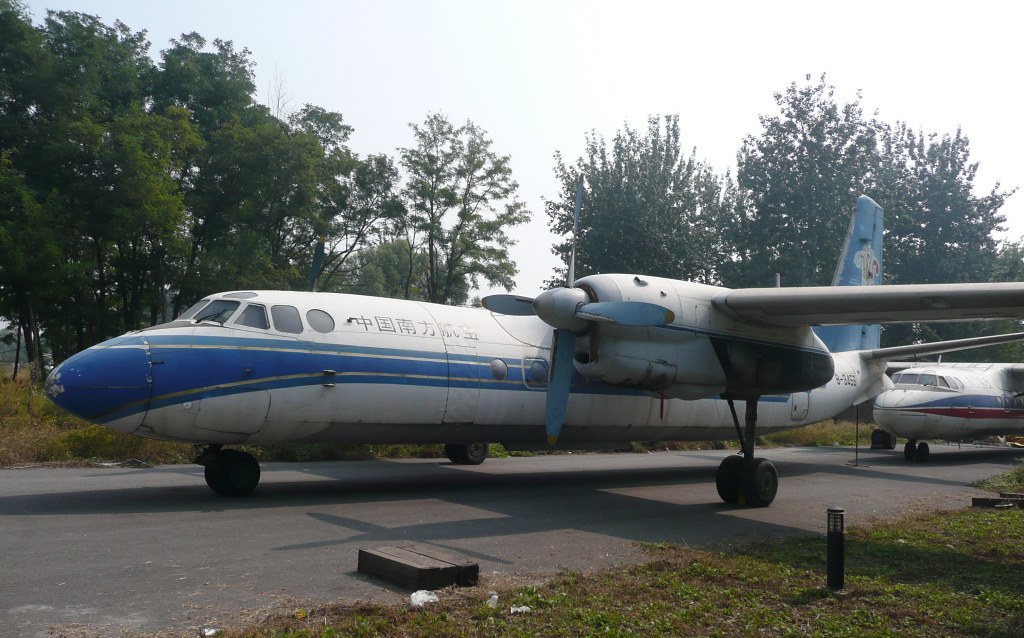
left=0, top=459, right=815, bottom=556
left=2, top=446, right=1020, bottom=563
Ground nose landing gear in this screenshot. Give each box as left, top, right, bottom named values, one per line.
left=196, top=445, right=261, bottom=496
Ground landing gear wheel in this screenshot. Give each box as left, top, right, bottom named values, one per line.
left=444, top=443, right=488, bottom=465
left=719, top=397, right=779, bottom=507
left=204, top=449, right=261, bottom=496
left=740, top=458, right=778, bottom=507
left=871, top=429, right=896, bottom=450
left=916, top=441, right=930, bottom=462
left=716, top=455, right=745, bottom=504
left=903, top=440, right=918, bottom=462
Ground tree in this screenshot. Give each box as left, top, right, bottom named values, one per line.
left=291, top=106, right=405, bottom=293
left=873, top=122, right=1017, bottom=352
left=400, top=113, right=529, bottom=305
left=735, top=73, right=1017, bottom=351
left=734, top=74, right=878, bottom=288
left=547, top=115, right=735, bottom=287
left=0, top=153, right=58, bottom=376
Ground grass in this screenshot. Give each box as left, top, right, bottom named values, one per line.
left=0, top=375, right=193, bottom=466
left=199, top=506, right=1024, bottom=638
left=763, top=419, right=872, bottom=448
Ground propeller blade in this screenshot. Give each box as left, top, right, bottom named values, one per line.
left=575, top=301, right=675, bottom=326
left=481, top=294, right=536, bottom=316
left=546, top=329, right=576, bottom=445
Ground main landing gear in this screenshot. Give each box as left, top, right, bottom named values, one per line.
left=903, top=439, right=931, bottom=462
left=716, top=398, right=779, bottom=507
left=445, top=443, right=489, bottom=465
left=196, top=445, right=261, bottom=496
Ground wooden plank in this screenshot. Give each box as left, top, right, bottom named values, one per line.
left=971, top=496, right=1023, bottom=509
left=397, top=544, right=479, bottom=586
left=357, top=545, right=479, bottom=589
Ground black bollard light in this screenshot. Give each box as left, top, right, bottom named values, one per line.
left=827, top=505, right=845, bottom=591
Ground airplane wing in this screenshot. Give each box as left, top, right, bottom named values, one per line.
left=712, top=282, right=1024, bottom=327
left=859, top=331, right=1024, bottom=363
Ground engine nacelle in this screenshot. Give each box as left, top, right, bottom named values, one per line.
left=569, top=274, right=726, bottom=399
left=569, top=273, right=834, bottom=398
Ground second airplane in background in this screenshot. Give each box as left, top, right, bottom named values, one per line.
left=874, top=362, right=1024, bottom=461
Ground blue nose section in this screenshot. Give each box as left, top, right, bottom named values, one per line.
left=46, top=334, right=152, bottom=426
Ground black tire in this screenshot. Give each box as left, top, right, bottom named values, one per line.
left=716, top=454, right=745, bottom=504
left=903, top=440, right=918, bottom=462
left=444, top=443, right=467, bottom=464
left=445, top=443, right=488, bottom=465
left=463, top=443, right=488, bottom=465
left=204, top=463, right=230, bottom=495
left=871, top=429, right=896, bottom=450
left=916, top=441, right=930, bottom=462
left=205, top=449, right=260, bottom=497
left=740, top=458, right=778, bottom=508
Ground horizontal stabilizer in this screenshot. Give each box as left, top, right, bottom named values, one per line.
left=860, top=331, right=1024, bottom=362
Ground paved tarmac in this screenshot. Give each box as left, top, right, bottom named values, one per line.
left=1, top=444, right=1022, bottom=637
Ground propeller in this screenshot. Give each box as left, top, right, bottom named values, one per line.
left=480, top=294, right=534, bottom=316
left=482, top=177, right=674, bottom=444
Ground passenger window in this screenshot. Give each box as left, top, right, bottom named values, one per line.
left=306, top=309, right=335, bottom=333
left=235, top=304, right=270, bottom=330
left=192, top=300, right=240, bottom=324
left=524, top=358, right=549, bottom=388
left=271, top=305, right=304, bottom=333
left=490, top=359, right=509, bottom=381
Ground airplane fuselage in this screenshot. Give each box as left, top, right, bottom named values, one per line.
left=874, top=363, right=1024, bottom=441
left=46, top=275, right=870, bottom=448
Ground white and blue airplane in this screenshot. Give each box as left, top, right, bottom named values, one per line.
left=873, top=361, right=1024, bottom=461
left=45, top=195, right=1024, bottom=505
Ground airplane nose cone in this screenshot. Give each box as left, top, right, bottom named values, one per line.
left=46, top=334, right=152, bottom=430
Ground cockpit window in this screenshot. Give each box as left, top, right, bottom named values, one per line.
left=177, top=299, right=211, bottom=321
left=892, top=371, right=961, bottom=391
left=271, top=305, right=304, bottom=334
left=193, top=300, right=240, bottom=324
left=234, top=304, right=270, bottom=330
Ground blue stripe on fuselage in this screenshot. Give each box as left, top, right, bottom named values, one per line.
left=91, top=331, right=820, bottom=424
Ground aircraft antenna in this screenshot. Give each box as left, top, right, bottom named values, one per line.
left=567, top=177, right=584, bottom=285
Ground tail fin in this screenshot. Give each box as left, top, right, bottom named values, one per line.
left=813, top=195, right=883, bottom=352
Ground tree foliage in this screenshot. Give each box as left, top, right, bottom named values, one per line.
left=400, top=113, right=530, bottom=304
left=546, top=115, right=735, bottom=287
left=0, top=5, right=525, bottom=363
left=549, top=74, right=1019, bottom=354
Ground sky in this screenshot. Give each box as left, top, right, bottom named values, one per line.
left=21, top=0, right=1024, bottom=297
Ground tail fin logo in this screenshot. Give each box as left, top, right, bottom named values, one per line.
left=855, top=246, right=880, bottom=285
